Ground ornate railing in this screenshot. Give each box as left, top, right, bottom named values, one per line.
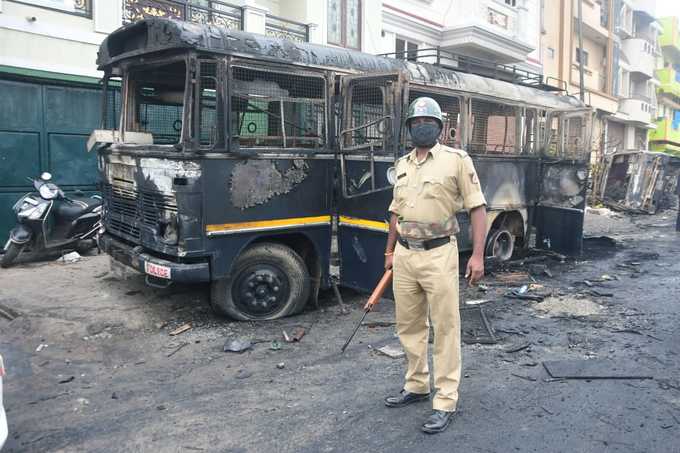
left=123, top=0, right=242, bottom=30
left=13, top=0, right=91, bottom=17
left=265, top=14, right=309, bottom=43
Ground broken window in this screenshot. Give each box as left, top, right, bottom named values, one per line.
left=103, top=76, right=122, bottom=130
left=469, top=99, right=518, bottom=154
left=125, top=61, right=187, bottom=145
left=406, top=90, right=461, bottom=149
left=197, top=60, right=220, bottom=149
left=521, top=108, right=539, bottom=154
left=346, top=81, right=390, bottom=151
left=564, top=116, right=585, bottom=159
left=231, top=65, right=325, bottom=149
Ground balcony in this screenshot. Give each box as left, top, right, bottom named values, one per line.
left=576, top=0, right=609, bottom=39
left=265, top=15, right=309, bottom=43
left=622, top=38, right=656, bottom=78
left=123, top=0, right=310, bottom=42
left=630, top=0, right=656, bottom=20
left=123, top=0, right=242, bottom=29
left=656, top=67, right=680, bottom=98
left=650, top=118, right=680, bottom=146
left=440, top=4, right=534, bottom=63
left=659, top=17, right=680, bottom=57
left=618, top=96, right=653, bottom=124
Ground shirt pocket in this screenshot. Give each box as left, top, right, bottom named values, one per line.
left=394, top=177, right=409, bottom=201
left=420, top=176, right=446, bottom=199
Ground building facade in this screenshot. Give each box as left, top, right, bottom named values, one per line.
left=649, top=16, right=680, bottom=156
left=541, top=0, right=658, bottom=163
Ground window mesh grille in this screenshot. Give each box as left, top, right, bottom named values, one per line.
left=347, top=82, right=388, bottom=149
left=470, top=99, right=517, bottom=154
left=198, top=61, right=219, bottom=148
left=129, top=61, right=186, bottom=145
left=231, top=66, right=325, bottom=149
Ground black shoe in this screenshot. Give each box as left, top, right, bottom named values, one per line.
left=384, top=390, right=430, bottom=408
left=421, top=410, right=455, bottom=433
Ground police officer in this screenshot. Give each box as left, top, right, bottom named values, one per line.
left=383, top=97, right=487, bottom=433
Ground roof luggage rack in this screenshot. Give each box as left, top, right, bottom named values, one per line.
left=377, top=47, right=567, bottom=93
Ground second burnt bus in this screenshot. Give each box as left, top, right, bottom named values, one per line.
left=92, top=18, right=591, bottom=320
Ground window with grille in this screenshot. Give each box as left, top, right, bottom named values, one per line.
left=469, top=99, right=518, bottom=154
left=197, top=60, right=220, bottom=149
left=126, top=61, right=187, bottom=145
left=231, top=66, right=326, bottom=149
left=406, top=91, right=461, bottom=149
left=565, top=116, right=585, bottom=158
left=103, top=77, right=122, bottom=130
left=344, top=79, right=394, bottom=152
left=522, top=109, right=539, bottom=154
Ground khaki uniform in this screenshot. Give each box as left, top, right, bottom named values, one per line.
left=388, top=143, right=486, bottom=412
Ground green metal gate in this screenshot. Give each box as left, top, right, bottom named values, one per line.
left=0, top=78, right=102, bottom=243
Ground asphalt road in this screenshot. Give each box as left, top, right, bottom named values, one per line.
left=1, top=210, right=679, bottom=453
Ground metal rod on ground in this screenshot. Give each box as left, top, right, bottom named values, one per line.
left=340, top=269, right=393, bottom=353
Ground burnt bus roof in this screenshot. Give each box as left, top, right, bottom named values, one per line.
left=98, top=18, right=585, bottom=111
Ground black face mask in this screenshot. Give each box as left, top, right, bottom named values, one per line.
left=409, top=122, right=441, bottom=147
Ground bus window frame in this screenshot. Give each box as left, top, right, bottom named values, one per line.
left=227, top=59, right=330, bottom=155
left=119, top=54, right=192, bottom=149
left=467, top=96, right=522, bottom=156
left=193, top=55, right=226, bottom=152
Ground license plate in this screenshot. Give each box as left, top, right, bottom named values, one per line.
left=144, top=262, right=171, bottom=279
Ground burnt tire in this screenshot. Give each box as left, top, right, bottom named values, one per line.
left=1, top=242, right=25, bottom=268
left=485, top=229, right=515, bottom=262
left=210, top=242, right=311, bottom=321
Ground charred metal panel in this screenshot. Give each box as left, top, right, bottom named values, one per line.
left=230, top=159, right=309, bottom=209
left=100, top=153, right=203, bottom=257
left=202, top=156, right=334, bottom=279
left=538, top=164, right=588, bottom=209
left=471, top=157, right=540, bottom=210
left=534, top=161, right=589, bottom=254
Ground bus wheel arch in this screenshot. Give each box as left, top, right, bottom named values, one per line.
left=210, top=234, right=318, bottom=321
left=485, top=210, right=525, bottom=261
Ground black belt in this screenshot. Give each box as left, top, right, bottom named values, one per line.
left=397, top=236, right=450, bottom=251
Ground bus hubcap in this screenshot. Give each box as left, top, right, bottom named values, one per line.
left=235, top=266, right=288, bottom=316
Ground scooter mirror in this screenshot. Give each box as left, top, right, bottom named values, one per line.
left=41, top=172, right=52, bottom=181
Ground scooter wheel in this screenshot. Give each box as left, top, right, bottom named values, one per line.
left=1, top=242, right=25, bottom=268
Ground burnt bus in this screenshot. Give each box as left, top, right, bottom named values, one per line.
left=92, top=18, right=591, bottom=320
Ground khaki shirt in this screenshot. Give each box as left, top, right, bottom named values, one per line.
left=388, top=143, right=486, bottom=239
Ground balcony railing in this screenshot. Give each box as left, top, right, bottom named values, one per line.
left=13, top=0, right=92, bottom=17
left=650, top=118, right=680, bottom=145
left=656, top=67, right=680, bottom=98
left=123, top=0, right=310, bottom=42
left=123, top=0, right=242, bottom=29
left=265, top=14, right=309, bottom=43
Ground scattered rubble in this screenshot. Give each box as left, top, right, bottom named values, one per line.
left=223, top=338, right=253, bottom=353
left=376, top=343, right=405, bottom=359
left=169, top=323, right=192, bottom=336
left=534, top=296, right=603, bottom=318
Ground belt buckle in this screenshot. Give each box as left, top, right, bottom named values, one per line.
left=406, top=238, right=426, bottom=251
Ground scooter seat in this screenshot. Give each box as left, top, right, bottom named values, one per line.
left=53, top=197, right=102, bottom=221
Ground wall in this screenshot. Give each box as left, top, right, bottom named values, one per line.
left=0, top=0, right=120, bottom=78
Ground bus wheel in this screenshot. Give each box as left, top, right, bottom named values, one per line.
left=486, top=229, right=514, bottom=262
left=210, top=242, right=311, bottom=321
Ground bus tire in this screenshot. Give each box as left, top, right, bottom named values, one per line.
left=210, top=242, right=311, bottom=321
left=485, top=229, right=514, bottom=261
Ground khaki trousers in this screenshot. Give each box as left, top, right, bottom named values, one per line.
left=392, top=239, right=461, bottom=412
